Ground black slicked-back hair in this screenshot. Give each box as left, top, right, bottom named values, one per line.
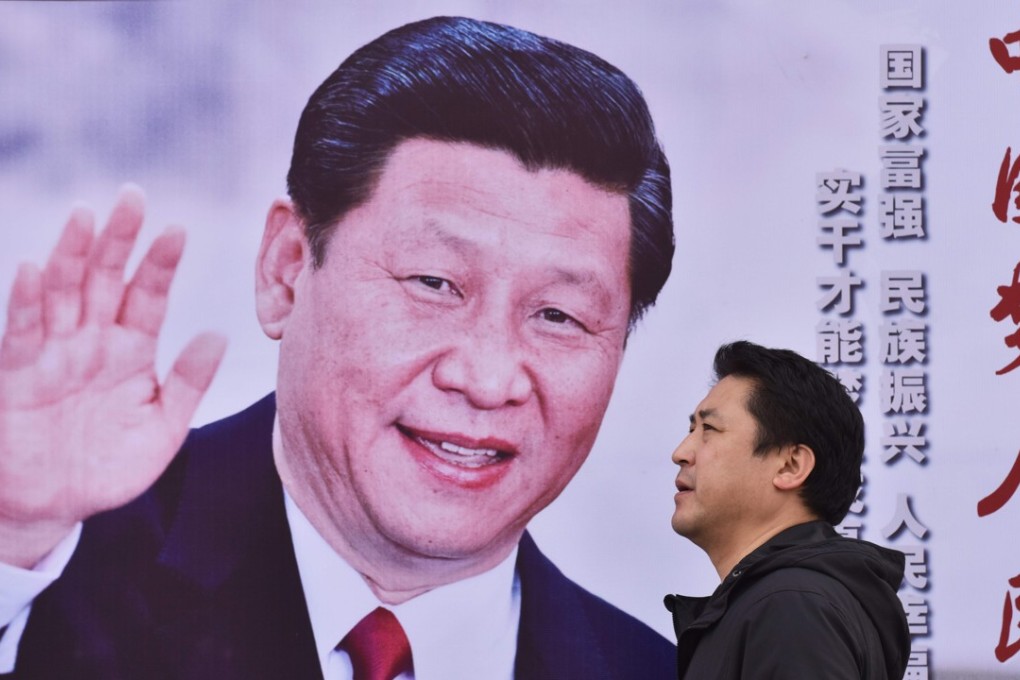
left=286, top=16, right=674, bottom=328
left=713, top=341, right=865, bottom=525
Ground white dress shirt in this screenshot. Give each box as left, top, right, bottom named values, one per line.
left=285, top=490, right=521, bottom=680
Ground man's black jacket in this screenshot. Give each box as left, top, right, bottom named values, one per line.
left=665, top=521, right=909, bottom=679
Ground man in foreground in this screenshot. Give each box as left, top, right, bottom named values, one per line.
left=0, top=16, right=676, bottom=678
left=665, top=341, right=910, bottom=678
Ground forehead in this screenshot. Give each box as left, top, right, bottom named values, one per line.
left=364, top=138, right=632, bottom=249
left=696, top=375, right=756, bottom=420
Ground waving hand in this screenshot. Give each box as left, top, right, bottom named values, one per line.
left=0, top=186, right=226, bottom=567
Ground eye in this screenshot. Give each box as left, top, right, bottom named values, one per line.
left=690, top=421, right=714, bottom=434
left=414, top=275, right=461, bottom=297
left=537, top=308, right=589, bottom=334
left=540, top=308, right=573, bottom=324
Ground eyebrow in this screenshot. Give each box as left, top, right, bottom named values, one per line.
left=415, top=220, right=618, bottom=301
left=689, top=408, right=719, bottom=425
left=547, top=265, right=607, bottom=291
left=424, top=226, right=482, bottom=257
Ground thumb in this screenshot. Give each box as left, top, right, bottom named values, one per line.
left=160, top=332, right=228, bottom=432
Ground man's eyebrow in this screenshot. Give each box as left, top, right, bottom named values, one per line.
left=690, top=408, right=718, bottom=425
left=545, top=265, right=597, bottom=285
left=415, top=223, right=482, bottom=255
left=415, top=220, right=616, bottom=295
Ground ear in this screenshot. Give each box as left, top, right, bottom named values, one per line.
left=772, top=444, right=816, bottom=492
left=255, top=199, right=309, bottom=340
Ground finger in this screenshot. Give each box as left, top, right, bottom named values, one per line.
left=116, top=226, right=185, bottom=337
left=0, top=263, right=44, bottom=369
left=159, top=332, right=227, bottom=432
left=42, top=206, right=95, bottom=337
left=83, top=184, right=146, bottom=325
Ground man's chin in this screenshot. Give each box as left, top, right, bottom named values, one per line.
left=383, top=517, right=525, bottom=566
left=670, top=514, right=693, bottom=538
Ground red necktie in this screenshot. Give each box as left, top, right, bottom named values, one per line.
left=337, top=607, right=414, bottom=680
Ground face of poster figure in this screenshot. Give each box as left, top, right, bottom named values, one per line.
left=258, top=138, right=633, bottom=587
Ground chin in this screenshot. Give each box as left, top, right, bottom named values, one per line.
left=383, top=513, right=523, bottom=563
left=670, top=515, right=694, bottom=538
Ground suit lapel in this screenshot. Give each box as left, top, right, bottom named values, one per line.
left=513, top=532, right=610, bottom=679
left=154, top=394, right=323, bottom=680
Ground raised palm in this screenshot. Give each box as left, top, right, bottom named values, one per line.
left=0, top=186, right=225, bottom=567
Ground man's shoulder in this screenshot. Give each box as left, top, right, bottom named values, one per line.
left=181, top=393, right=276, bottom=444
left=734, top=564, right=862, bottom=624
left=734, top=537, right=872, bottom=618
left=515, top=534, right=675, bottom=680
left=735, top=523, right=903, bottom=605
left=742, top=560, right=850, bottom=594
left=175, top=393, right=277, bottom=468
left=72, top=393, right=279, bottom=547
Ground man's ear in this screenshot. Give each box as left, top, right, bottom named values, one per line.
left=772, top=444, right=816, bottom=492
left=255, top=199, right=309, bottom=340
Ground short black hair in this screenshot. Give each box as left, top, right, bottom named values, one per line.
left=713, top=340, right=864, bottom=525
left=286, top=16, right=673, bottom=329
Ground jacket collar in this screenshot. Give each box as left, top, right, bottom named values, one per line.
left=158, top=393, right=281, bottom=591
left=153, top=393, right=323, bottom=679
left=664, top=521, right=839, bottom=635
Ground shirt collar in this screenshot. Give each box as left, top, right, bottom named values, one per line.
left=282, top=473, right=520, bottom=680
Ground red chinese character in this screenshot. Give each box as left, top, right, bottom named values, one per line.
left=993, top=147, right=1020, bottom=224
left=990, top=263, right=1020, bottom=374
left=996, top=574, right=1020, bottom=662
left=991, top=31, right=1020, bottom=73
left=979, top=449, right=1020, bottom=516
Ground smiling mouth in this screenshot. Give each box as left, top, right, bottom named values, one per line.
left=398, top=425, right=513, bottom=469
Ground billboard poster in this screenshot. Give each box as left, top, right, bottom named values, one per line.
left=2, top=1, right=1020, bottom=677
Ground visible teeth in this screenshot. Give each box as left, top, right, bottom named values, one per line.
left=440, top=441, right=499, bottom=457
left=413, top=434, right=503, bottom=468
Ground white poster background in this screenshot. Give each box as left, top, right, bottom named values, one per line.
left=2, top=1, right=1019, bottom=676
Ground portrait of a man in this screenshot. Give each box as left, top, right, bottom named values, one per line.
left=0, top=15, right=675, bottom=680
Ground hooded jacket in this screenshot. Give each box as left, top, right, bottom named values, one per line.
left=664, top=521, right=910, bottom=679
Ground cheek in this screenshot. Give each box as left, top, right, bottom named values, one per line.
left=300, top=286, right=441, bottom=374
left=568, top=349, right=621, bottom=407
left=538, top=352, right=621, bottom=450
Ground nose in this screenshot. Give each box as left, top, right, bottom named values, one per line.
left=671, top=433, right=693, bottom=467
left=431, top=317, right=534, bottom=410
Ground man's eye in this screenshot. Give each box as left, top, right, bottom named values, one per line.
left=415, top=276, right=460, bottom=296
left=540, top=308, right=576, bottom=325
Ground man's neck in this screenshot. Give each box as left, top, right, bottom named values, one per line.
left=708, top=512, right=819, bottom=581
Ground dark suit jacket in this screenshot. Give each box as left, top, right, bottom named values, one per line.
left=11, top=394, right=674, bottom=679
